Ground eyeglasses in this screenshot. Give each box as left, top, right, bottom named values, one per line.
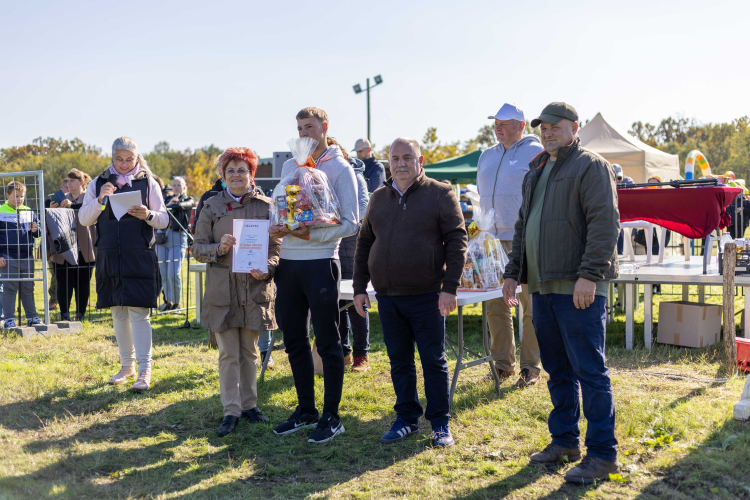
left=225, top=168, right=250, bottom=176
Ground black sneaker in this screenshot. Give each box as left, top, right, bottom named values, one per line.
left=308, top=412, right=345, bottom=444
left=242, top=407, right=270, bottom=424
left=273, top=406, right=319, bottom=435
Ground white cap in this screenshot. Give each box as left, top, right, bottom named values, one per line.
left=352, top=138, right=372, bottom=151
left=488, top=103, right=525, bottom=122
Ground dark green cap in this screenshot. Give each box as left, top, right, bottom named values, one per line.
left=530, top=102, right=579, bottom=128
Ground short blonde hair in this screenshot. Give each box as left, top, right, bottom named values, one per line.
left=6, top=180, right=26, bottom=195
left=296, top=107, right=328, bottom=123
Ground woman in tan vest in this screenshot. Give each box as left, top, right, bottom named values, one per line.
left=192, top=147, right=281, bottom=437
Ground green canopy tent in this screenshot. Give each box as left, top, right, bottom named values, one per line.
left=422, top=150, right=482, bottom=183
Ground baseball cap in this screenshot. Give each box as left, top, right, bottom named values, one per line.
left=530, top=102, right=579, bottom=128
left=352, top=138, right=371, bottom=151
left=612, top=164, right=623, bottom=178
left=487, top=103, right=525, bottom=122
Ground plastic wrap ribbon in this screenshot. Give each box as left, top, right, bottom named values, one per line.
left=295, top=156, right=316, bottom=169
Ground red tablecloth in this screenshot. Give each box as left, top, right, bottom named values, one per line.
left=618, top=186, right=742, bottom=239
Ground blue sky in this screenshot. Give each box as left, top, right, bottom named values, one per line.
left=1, top=0, right=748, bottom=158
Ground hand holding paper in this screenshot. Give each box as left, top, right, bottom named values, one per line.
left=127, top=205, right=150, bottom=220
left=232, top=219, right=270, bottom=273
left=108, top=191, right=143, bottom=221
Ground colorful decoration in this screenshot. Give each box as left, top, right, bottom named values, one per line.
left=685, top=150, right=711, bottom=179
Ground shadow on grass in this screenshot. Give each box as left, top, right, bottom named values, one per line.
left=0, top=364, right=438, bottom=499
left=2, top=400, right=434, bottom=499
left=633, top=402, right=750, bottom=499
left=0, top=368, right=228, bottom=433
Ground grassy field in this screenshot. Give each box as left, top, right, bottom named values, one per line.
left=1, top=286, right=749, bottom=499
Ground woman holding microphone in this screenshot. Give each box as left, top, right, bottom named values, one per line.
left=79, top=137, right=168, bottom=392
left=192, top=147, right=280, bottom=437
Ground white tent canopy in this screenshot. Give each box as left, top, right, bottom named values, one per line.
left=579, top=112, right=680, bottom=183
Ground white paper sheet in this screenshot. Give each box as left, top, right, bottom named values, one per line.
left=232, top=219, right=270, bottom=273
left=108, top=191, right=143, bottom=221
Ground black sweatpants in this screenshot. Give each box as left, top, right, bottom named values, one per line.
left=275, top=258, right=344, bottom=418
left=54, top=252, right=93, bottom=318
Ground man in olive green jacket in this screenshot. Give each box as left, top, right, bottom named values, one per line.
left=502, top=102, right=620, bottom=484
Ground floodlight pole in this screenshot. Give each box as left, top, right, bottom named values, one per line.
left=366, top=78, right=371, bottom=142
left=353, top=75, right=383, bottom=143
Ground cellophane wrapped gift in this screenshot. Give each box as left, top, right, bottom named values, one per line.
left=459, top=207, right=508, bottom=291
left=270, top=137, right=342, bottom=228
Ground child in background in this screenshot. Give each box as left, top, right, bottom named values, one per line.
left=0, top=181, right=41, bottom=328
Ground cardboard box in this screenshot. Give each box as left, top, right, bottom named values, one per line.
left=657, top=301, right=721, bottom=348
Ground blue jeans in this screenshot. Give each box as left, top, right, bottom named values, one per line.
left=257, top=330, right=273, bottom=353
left=156, top=229, right=188, bottom=304
left=377, top=292, right=450, bottom=428
left=338, top=300, right=369, bottom=357
left=532, top=293, right=618, bottom=461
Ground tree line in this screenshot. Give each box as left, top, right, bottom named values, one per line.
left=0, top=138, right=221, bottom=197
left=2, top=115, right=748, bottom=197
left=628, top=116, right=750, bottom=179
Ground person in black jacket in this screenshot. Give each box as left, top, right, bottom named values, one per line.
left=193, top=178, right=224, bottom=232
left=337, top=157, right=371, bottom=372
left=353, top=138, right=386, bottom=193
left=156, top=176, right=195, bottom=311
left=79, top=136, right=169, bottom=392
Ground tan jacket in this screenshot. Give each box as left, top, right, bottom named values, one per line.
left=192, top=188, right=281, bottom=332
left=49, top=191, right=97, bottom=265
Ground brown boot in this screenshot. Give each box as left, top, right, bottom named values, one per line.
left=352, top=355, right=369, bottom=373
left=530, top=443, right=582, bottom=464
left=486, top=367, right=514, bottom=380
left=564, top=455, right=619, bottom=484
left=344, top=353, right=353, bottom=367
left=131, top=369, right=151, bottom=393
left=108, top=366, right=136, bottom=385
left=515, top=368, right=540, bottom=389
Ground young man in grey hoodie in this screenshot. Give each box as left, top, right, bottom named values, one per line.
left=270, top=107, right=359, bottom=444
left=476, top=103, right=544, bottom=389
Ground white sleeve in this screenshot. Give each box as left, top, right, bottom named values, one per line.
left=147, top=178, right=169, bottom=230
left=78, top=184, right=103, bottom=227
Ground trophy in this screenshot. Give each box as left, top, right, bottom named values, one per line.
left=285, top=185, right=301, bottom=230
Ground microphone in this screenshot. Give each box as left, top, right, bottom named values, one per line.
left=103, top=174, right=118, bottom=205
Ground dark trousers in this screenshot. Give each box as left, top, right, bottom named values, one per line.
left=377, top=292, right=450, bottom=428
left=275, top=258, right=344, bottom=417
left=532, top=293, right=618, bottom=461
left=338, top=300, right=369, bottom=357
left=54, top=253, right=93, bottom=317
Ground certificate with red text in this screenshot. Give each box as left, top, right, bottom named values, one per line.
left=232, top=219, right=270, bottom=273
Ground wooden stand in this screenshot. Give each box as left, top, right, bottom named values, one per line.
left=723, top=243, right=737, bottom=376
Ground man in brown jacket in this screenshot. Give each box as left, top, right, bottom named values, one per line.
left=502, top=102, right=619, bottom=483
left=353, top=137, right=467, bottom=447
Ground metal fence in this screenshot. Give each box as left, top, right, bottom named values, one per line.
left=47, top=208, right=199, bottom=326
left=0, top=171, right=50, bottom=326
left=0, top=169, right=198, bottom=329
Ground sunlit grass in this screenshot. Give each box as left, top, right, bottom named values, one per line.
left=0, top=286, right=748, bottom=499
